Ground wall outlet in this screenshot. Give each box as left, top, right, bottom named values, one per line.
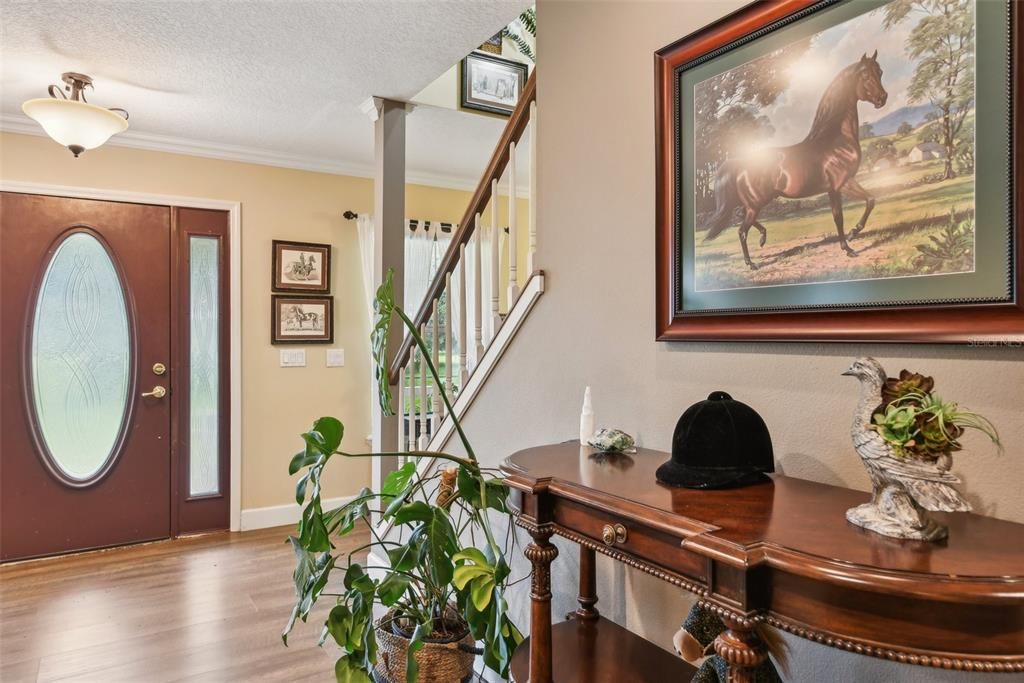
left=280, top=349, right=306, bottom=367
left=326, top=348, right=345, bottom=367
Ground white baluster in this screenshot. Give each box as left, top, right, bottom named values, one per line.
left=419, top=325, right=428, bottom=450
left=398, top=364, right=406, bottom=456
left=458, top=243, right=468, bottom=387
left=414, top=347, right=424, bottom=450
left=473, top=214, right=484, bottom=368
left=489, top=177, right=501, bottom=338
left=406, top=363, right=414, bottom=451
left=507, top=141, right=520, bottom=303
left=528, top=100, right=537, bottom=275
left=444, top=272, right=453, bottom=407
left=432, top=301, right=442, bottom=420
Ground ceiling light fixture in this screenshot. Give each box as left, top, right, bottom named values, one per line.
left=22, top=72, right=129, bottom=157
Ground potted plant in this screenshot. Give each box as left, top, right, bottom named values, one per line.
left=282, top=271, right=522, bottom=683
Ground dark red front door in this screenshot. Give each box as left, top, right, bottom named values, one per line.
left=1, top=193, right=172, bottom=561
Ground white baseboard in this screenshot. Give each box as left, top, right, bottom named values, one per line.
left=239, top=495, right=355, bottom=531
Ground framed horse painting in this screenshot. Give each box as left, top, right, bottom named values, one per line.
left=271, top=295, right=334, bottom=344
left=655, top=0, right=1023, bottom=343
left=272, top=240, right=331, bottom=293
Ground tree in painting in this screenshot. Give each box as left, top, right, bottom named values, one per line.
left=883, top=0, right=975, bottom=180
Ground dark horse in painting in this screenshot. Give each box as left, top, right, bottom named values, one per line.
left=704, top=51, right=888, bottom=269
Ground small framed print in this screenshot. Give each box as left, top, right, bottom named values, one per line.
left=271, top=295, right=333, bottom=344
left=272, top=240, right=331, bottom=293
left=460, top=52, right=528, bottom=116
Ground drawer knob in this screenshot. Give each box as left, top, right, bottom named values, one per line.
left=602, top=523, right=628, bottom=547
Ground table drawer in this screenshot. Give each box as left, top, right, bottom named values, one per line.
left=552, top=499, right=708, bottom=584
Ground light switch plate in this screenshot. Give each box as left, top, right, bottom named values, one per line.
left=326, top=348, right=345, bottom=367
left=280, top=349, right=306, bottom=367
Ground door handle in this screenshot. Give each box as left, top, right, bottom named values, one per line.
left=141, top=385, right=167, bottom=398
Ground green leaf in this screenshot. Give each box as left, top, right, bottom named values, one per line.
left=382, top=461, right=417, bottom=497
left=453, top=564, right=491, bottom=590
left=343, top=563, right=376, bottom=597
left=392, top=501, right=434, bottom=525
left=452, top=547, right=489, bottom=566
left=313, top=416, right=345, bottom=452
left=289, top=449, right=320, bottom=475
left=456, top=465, right=480, bottom=505
left=470, top=576, right=495, bottom=611
left=426, top=509, right=455, bottom=586
left=377, top=572, right=412, bottom=606
left=334, top=655, right=372, bottom=683
left=371, top=269, right=396, bottom=416
left=295, top=471, right=312, bottom=505
left=406, top=622, right=425, bottom=683
left=387, top=539, right=421, bottom=572
left=326, top=604, right=354, bottom=647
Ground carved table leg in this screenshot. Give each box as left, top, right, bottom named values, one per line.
left=713, top=615, right=768, bottom=683
left=524, top=527, right=559, bottom=683
left=572, top=547, right=599, bottom=621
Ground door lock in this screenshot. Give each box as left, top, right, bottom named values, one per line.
left=152, top=362, right=167, bottom=376
left=141, top=386, right=167, bottom=399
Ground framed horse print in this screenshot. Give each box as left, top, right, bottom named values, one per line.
left=272, top=240, right=331, bottom=293
left=655, top=0, right=1023, bottom=343
left=271, top=295, right=333, bottom=344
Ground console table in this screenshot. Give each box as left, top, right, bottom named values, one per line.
left=500, top=442, right=1024, bottom=682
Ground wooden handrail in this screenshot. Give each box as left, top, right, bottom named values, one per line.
left=388, top=70, right=536, bottom=384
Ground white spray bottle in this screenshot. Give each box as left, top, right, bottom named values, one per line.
left=579, top=386, right=594, bottom=445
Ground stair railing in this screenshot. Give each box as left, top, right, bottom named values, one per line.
left=392, top=71, right=537, bottom=450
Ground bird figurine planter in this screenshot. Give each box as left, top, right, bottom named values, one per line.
left=842, top=357, right=1001, bottom=542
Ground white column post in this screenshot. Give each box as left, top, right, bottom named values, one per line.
left=367, top=97, right=405, bottom=506
left=507, top=141, right=520, bottom=303
left=489, top=178, right=501, bottom=337
left=472, top=214, right=484, bottom=368
left=458, top=243, right=469, bottom=387
left=527, top=100, right=538, bottom=275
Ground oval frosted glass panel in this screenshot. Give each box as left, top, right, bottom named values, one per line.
left=31, top=232, right=130, bottom=481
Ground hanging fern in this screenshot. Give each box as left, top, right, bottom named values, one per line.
left=504, top=7, right=536, bottom=63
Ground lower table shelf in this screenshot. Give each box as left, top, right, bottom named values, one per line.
left=510, top=616, right=697, bottom=682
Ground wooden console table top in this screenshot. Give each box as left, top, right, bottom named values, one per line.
left=501, top=442, right=1024, bottom=681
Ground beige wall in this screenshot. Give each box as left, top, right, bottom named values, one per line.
left=0, top=131, right=478, bottom=511
left=449, top=2, right=1024, bottom=682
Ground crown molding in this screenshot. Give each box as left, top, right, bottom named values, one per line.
left=1, top=113, right=527, bottom=196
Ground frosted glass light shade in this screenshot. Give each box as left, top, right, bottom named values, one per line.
left=22, top=98, right=128, bottom=155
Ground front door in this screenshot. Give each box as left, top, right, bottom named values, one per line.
left=0, top=193, right=229, bottom=561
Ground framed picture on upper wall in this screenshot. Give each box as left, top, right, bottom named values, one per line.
left=272, top=240, right=331, bottom=293
left=460, top=52, right=528, bottom=116
left=655, top=0, right=1023, bottom=343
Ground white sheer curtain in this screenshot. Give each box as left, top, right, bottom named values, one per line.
left=355, top=214, right=375, bottom=318
left=405, top=222, right=453, bottom=317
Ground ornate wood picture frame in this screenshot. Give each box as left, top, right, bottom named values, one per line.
left=655, top=0, right=1022, bottom=343
left=272, top=239, right=331, bottom=293
left=460, top=52, right=529, bottom=116
left=271, top=295, right=333, bottom=344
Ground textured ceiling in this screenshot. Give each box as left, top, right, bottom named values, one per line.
left=0, top=0, right=531, bottom=186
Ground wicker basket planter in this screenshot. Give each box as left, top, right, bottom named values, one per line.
left=372, top=609, right=478, bottom=683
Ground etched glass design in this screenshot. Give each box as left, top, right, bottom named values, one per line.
left=189, top=236, right=220, bottom=496
left=31, top=232, right=130, bottom=481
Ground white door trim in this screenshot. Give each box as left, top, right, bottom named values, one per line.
left=0, top=180, right=244, bottom=531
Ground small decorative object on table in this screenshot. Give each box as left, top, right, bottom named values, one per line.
left=579, top=386, right=594, bottom=444
left=657, top=391, right=774, bottom=489
left=842, top=357, right=1001, bottom=541
left=672, top=603, right=784, bottom=683
left=587, top=428, right=637, bottom=454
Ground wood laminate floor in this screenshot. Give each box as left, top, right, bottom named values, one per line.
left=0, top=525, right=369, bottom=682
